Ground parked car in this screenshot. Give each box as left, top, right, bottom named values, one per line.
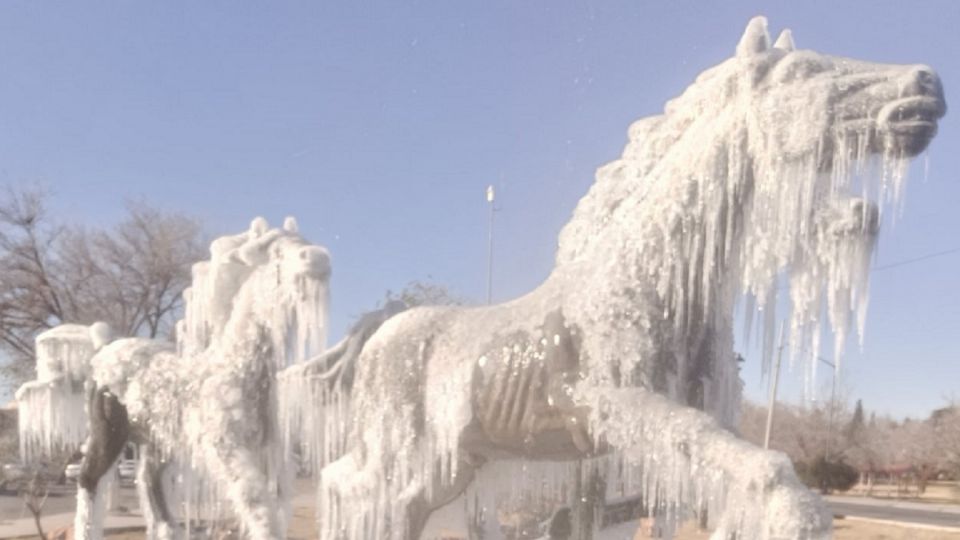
left=64, top=462, right=82, bottom=482
left=0, top=462, right=27, bottom=491
left=118, top=460, right=138, bottom=481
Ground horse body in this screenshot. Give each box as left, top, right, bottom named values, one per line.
left=318, top=17, right=945, bottom=540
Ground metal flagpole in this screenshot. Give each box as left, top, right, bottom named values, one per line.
left=486, top=185, right=495, bottom=305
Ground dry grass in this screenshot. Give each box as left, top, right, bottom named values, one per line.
left=88, top=518, right=960, bottom=540
left=631, top=518, right=960, bottom=540
left=833, top=517, right=960, bottom=540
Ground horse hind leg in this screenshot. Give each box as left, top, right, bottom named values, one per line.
left=317, top=450, right=368, bottom=540
left=318, top=449, right=476, bottom=540
left=75, top=385, right=131, bottom=540
left=405, top=459, right=477, bottom=540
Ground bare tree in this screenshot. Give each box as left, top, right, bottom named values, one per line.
left=23, top=469, right=50, bottom=540
left=934, top=405, right=960, bottom=477
left=383, top=279, right=466, bottom=308
left=0, top=186, right=205, bottom=391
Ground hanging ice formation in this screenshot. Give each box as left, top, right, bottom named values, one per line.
left=301, top=16, right=944, bottom=540
left=179, top=215, right=329, bottom=365
left=16, top=322, right=113, bottom=460
left=278, top=299, right=408, bottom=480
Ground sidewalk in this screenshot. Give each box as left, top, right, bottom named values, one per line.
left=0, top=511, right=144, bottom=539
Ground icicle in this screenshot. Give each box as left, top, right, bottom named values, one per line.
left=15, top=323, right=111, bottom=461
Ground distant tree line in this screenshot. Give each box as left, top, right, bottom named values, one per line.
left=740, top=396, right=960, bottom=493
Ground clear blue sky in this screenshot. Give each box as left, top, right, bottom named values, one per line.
left=0, top=1, right=956, bottom=419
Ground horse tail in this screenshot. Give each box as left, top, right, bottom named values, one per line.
left=278, top=301, right=406, bottom=475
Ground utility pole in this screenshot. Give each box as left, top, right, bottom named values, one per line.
left=763, top=320, right=841, bottom=457
left=820, top=356, right=838, bottom=459
left=486, top=185, right=495, bottom=304
left=764, top=321, right=786, bottom=450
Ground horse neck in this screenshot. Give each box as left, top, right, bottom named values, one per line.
left=546, top=156, right=744, bottom=413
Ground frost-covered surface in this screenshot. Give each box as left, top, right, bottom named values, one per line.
left=81, top=216, right=331, bottom=539
left=16, top=323, right=112, bottom=460
left=311, top=16, right=944, bottom=540
left=580, top=389, right=832, bottom=539
left=277, top=300, right=406, bottom=481
left=179, top=215, right=328, bottom=365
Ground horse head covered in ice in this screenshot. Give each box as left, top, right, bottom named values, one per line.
left=67, top=217, right=330, bottom=540
left=558, top=15, right=945, bottom=382
left=313, top=17, right=945, bottom=540
left=180, top=215, right=329, bottom=363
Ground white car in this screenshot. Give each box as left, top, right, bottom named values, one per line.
left=118, top=460, right=137, bottom=480
left=64, top=462, right=82, bottom=481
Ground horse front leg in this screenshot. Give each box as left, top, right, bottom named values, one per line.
left=194, top=330, right=288, bottom=540
left=76, top=386, right=130, bottom=540
left=136, top=443, right=179, bottom=540
left=199, top=431, right=284, bottom=540
left=581, top=387, right=831, bottom=540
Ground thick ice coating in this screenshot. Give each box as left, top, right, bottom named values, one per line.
left=305, top=16, right=944, bottom=540
left=180, top=215, right=330, bottom=365
left=16, top=323, right=112, bottom=460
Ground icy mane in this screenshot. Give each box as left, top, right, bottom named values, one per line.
left=556, top=17, right=943, bottom=381
left=179, top=216, right=331, bottom=367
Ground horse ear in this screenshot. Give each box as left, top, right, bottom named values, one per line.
left=773, top=29, right=795, bottom=52
left=249, top=216, right=269, bottom=238
left=737, top=16, right=770, bottom=57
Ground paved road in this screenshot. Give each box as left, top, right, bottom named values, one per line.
left=0, top=485, right=77, bottom=521
left=0, top=483, right=143, bottom=538
left=827, top=496, right=960, bottom=529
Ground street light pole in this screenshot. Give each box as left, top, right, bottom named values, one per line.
left=486, top=185, right=495, bottom=305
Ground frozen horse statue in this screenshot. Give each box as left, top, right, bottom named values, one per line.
left=310, top=17, right=945, bottom=540
left=67, top=217, right=330, bottom=540
left=17, top=323, right=188, bottom=540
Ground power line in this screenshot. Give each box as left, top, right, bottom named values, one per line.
left=873, top=246, right=960, bottom=272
